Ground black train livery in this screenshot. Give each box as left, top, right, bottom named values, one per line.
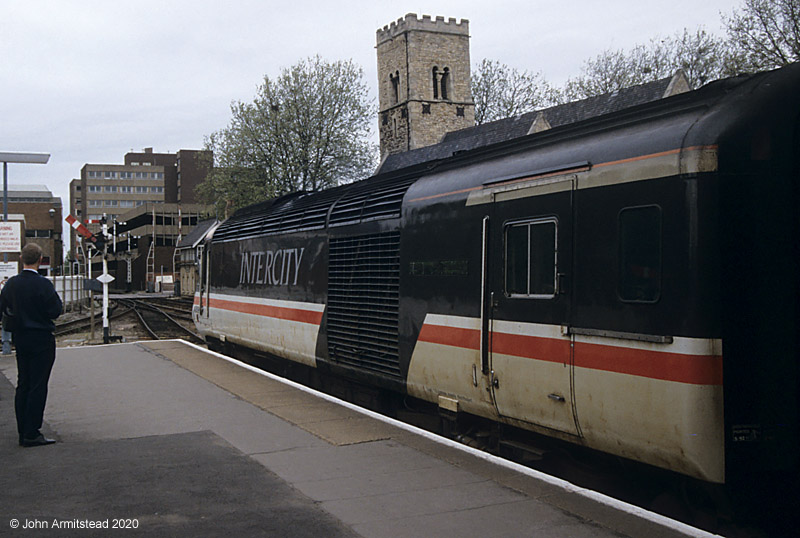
left=194, top=64, right=799, bottom=495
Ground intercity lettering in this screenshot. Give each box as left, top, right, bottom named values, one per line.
left=239, top=248, right=305, bottom=286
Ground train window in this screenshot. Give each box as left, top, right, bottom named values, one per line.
left=618, top=206, right=661, bottom=302
left=505, top=218, right=557, bottom=298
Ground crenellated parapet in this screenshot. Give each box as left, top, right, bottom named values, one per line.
left=376, top=13, right=469, bottom=46
left=376, top=13, right=474, bottom=158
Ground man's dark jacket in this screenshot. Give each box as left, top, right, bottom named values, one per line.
left=0, top=270, right=62, bottom=332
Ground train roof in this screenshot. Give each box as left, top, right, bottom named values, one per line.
left=376, top=71, right=689, bottom=175
left=213, top=64, right=799, bottom=243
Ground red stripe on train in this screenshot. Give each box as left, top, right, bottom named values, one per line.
left=417, top=323, right=722, bottom=386
left=203, top=297, right=323, bottom=325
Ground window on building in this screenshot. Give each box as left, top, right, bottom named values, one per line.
left=89, top=186, right=101, bottom=193
left=120, top=200, right=134, bottom=208
left=618, top=206, right=662, bottom=302
left=505, top=218, right=557, bottom=298
left=25, top=230, right=53, bottom=238
left=89, top=200, right=101, bottom=207
left=135, top=172, right=146, bottom=179
left=390, top=71, right=400, bottom=104
left=105, top=200, right=118, bottom=207
left=104, top=185, right=117, bottom=193
left=121, top=186, right=132, bottom=193
left=136, top=186, right=148, bottom=193
left=151, top=186, right=163, bottom=193
left=152, top=172, right=163, bottom=179
left=432, top=66, right=450, bottom=100
left=121, top=172, right=133, bottom=179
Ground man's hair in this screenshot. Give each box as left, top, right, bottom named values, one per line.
left=21, top=243, right=43, bottom=266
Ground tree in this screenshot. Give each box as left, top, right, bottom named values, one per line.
left=561, top=28, right=726, bottom=101
left=199, top=56, right=377, bottom=217
left=471, top=59, right=559, bottom=125
left=722, top=0, right=800, bottom=72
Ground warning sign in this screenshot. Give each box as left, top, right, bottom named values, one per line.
left=0, top=221, right=21, bottom=253
left=0, top=262, right=17, bottom=282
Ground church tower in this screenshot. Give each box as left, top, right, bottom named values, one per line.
left=376, top=14, right=475, bottom=159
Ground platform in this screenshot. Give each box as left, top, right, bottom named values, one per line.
left=0, top=340, right=716, bottom=537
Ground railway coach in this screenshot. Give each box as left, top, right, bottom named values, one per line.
left=194, top=64, right=799, bottom=493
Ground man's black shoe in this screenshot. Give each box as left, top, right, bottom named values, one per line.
left=22, top=434, right=56, bottom=447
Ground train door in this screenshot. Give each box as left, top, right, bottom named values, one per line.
left=482, top=176, right=579, bottom=436
left=197, top=242, right=209, bottom=319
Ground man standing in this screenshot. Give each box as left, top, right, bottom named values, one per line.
left=0, top=243, right=63, bottom=447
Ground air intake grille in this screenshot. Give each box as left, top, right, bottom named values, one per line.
left=327, top=232, right=401, bottom=377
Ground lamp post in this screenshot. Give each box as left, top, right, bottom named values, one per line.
left=0, top=152, right=49, bottom=356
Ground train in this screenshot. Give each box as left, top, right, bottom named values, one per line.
left=193, top=63, right=799, bottom=494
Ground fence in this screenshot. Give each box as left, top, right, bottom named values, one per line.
left=49, top=275, right=87, bottom=311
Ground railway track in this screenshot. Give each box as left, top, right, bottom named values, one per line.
left=54, top=305, right=130, bottom=337
left=55, top=297, right=203, bottom=345
left=133, top=296, right=195, bottom=320
left=117, top=298, right=204, bottom=344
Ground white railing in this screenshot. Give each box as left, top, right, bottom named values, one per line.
left=49, top=275, right=87, bottom=310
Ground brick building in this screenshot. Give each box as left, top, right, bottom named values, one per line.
left=5, top=185, right=63, bottom=275
left=69, top=147, right=212, bottom=262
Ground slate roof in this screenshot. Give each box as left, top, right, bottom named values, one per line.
left=376, top=73, right=684, bottom=175
left=176, top=218, right=219, bottom=249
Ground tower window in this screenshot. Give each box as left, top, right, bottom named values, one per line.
left=441, top=67, right=450, bottom=100
left=432, top=66, right=450, bottom=100
left=390, top=71, right=400, bottom=104
left=422, top=103, right=431, bottom=115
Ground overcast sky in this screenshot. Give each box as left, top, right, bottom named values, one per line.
left=2, top=0, right=741, bottom=248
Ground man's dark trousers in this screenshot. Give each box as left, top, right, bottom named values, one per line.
left=14, top=330, right=56, bottom=439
